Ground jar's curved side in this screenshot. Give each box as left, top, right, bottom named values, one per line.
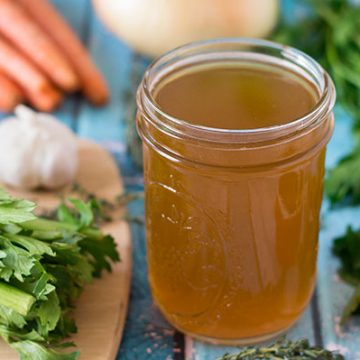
left=137, top=108, right=334, bottom=169
left=137, top=37, right=336, bottom=345
left=142, top=125, right=327, bottom=342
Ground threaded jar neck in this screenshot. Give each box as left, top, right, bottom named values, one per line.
left=138, top=38, right=335, bottom=146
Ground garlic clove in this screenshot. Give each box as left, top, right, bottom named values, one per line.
left=0, top=105, right=78, bottom=190
left=0, top=117, right=40, bottom=189
left=39, top=133, right=78, bottom=189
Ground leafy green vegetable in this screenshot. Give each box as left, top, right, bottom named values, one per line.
left=326, top=147, right=360, bottom=206
left=275, top=0, right=360, bottom=322
left=0, top=283, right=35, bottom=316
left=0, top=190, right=120, bottom=359
left=333, top=226, right=360, bottom=323
left=333, top=227, right=360, bottom=283
left=217, top=337, right=344, bottom=360
left=41, top=183, right=143, bottom=226
left=272, top=0, right=360, bottom=205
left=10, top=341, right=80, bottom=360
left=0, top=189, right=36, bottom=225
left=274, top=0, right=360, bottom=123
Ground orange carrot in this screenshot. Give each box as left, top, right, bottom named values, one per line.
left=0, top=0, right=79, bottom=91
left=18, top=0, right=109, bottom=105
left=0, top=36, right=62, bottom=112
left=0, top=72, right=24, bottom=112
left=25, top=85, right=62, bottom=112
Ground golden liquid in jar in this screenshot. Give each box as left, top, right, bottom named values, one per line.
left=155, top=66, right=316, bottom=129
left=144, top=64, right=325, bottom=343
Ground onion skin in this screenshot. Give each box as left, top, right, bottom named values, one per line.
left=93, top=0, right=279, bottom=58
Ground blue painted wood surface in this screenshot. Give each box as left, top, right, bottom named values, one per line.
left=0, top=0, right=359, bottom=358
left=72, top=4, right=360, bottom=357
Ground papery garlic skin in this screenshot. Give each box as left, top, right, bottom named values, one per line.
left=93, top=0, right=278, bottom=58
left=0, top=105, right=78, bottom=190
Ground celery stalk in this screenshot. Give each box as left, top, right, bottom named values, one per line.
left=0, top=282, right=35, bottom=316
left=22, top=219, right=103, bottom=240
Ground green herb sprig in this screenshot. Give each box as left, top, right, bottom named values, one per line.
left=272, top=0, right=360, bottom=205
left=40, top=182, right=144, bottom=225
left=333, top=226, right=360, bottom=324
left=0, top=189, right=120, bottom=359
left=274, top=0, right=360, bottom=323
left=217, top=337, right=344, bottom=360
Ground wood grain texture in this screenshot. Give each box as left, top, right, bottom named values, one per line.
left=43, top=0, right=89, bottom=130
left=1, top=0, right=359, bottom=358
left=318, top=210, right=360, bottom=360
left=316, top=108, right=360, bottom=359
left=186, top=106, right=360, bottom=360
left=189, top=307, right=317, bottom=360
left=76, top=8, right=132, bottom=143
left=74, top=6, right=177, bottom=359
left=0, top=140, right=132, bottom=360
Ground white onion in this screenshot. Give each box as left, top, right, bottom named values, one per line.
left=93, top=0, right=279, bottom=58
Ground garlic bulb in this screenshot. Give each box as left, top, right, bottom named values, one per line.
left=0, top=105, right=78, bottom=190
left=93, top=0, right=279, bottom=58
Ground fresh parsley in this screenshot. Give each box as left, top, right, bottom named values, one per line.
left=326, top=149, right=360, bottom=206
left=272, top=0, right=360, bottom=205
left=0, top=190, right=120, bottom=359
left=333, top=226, right=360, bottom=324
left=273, top=0, right=360, bottom=325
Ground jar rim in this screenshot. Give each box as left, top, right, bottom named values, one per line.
left=138, top=37, right=336, bottom=144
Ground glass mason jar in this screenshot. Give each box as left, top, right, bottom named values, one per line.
left=136, top=38, right=335, bottom=345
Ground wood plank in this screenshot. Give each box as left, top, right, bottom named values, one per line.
left=190, top=108, right=359, bottom=359
left=188, top=95, right=355, bottom=360
left=102, top=142, right=144, bottom=190
left=317, top=208, right=360, bottom=360
left=50, top=0, right=89, bottom=130
left=76, top=7, right=132, bottom=143
left=75, top=5, right=176, bottom=360
left=318, top=109, right=360, bottom=358
left=0, top=140, right=132, bottom=360
left=189, top=306, right=316, bottom=360
left=51, top=0, right=144, bottom=184
left=315, top=106, right=360, bottom=359
left=67, top=1, right=360, bottom=359
left=116, top=200, right=177, bottom=360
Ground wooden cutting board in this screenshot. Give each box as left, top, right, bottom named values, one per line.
left=0, top=139, right=132, bottom=360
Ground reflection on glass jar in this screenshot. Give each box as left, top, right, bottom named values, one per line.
left=137, top=38, right=335, bottom=345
